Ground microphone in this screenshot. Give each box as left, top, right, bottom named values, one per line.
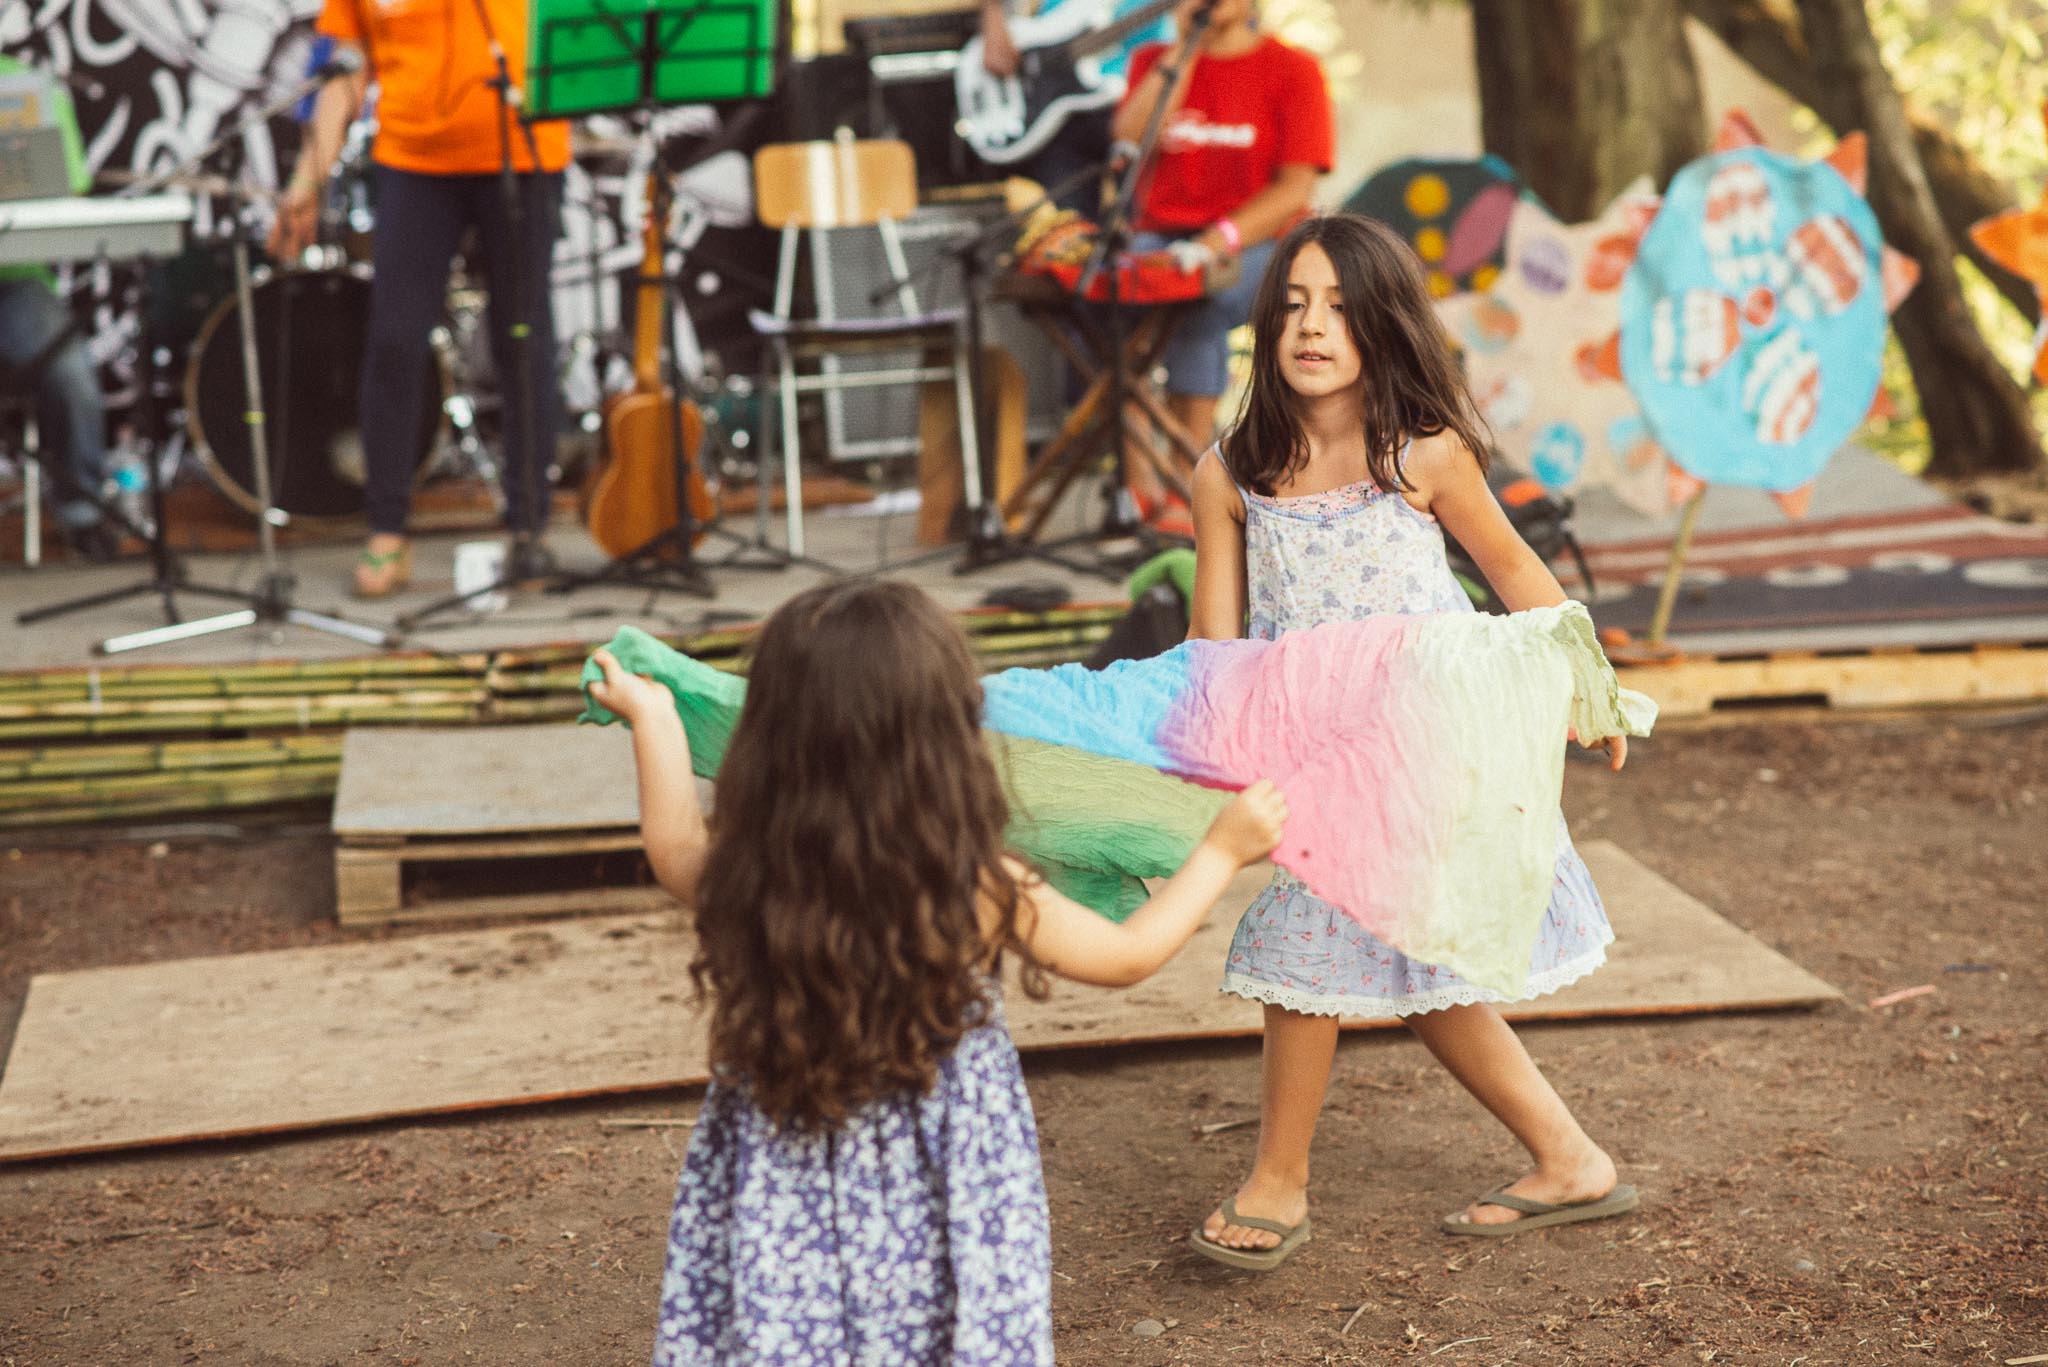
left=51, top=69, right=108, bottom=102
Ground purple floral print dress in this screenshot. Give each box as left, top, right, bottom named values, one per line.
left=1218, top=455, right=1614, bottom=1018
left=652, top=993, right=1052, bottom=1366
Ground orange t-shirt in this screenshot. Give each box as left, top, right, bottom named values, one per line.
left=319, top=0, right=570, bottom=176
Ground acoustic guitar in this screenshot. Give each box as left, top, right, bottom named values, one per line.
left=586, top=173, right=716, bottom=557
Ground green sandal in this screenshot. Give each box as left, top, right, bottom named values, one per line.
left=351, top=543, right=411, bottom=599
left=1440, top=1183, right=1640, bottom=1238
left=1188, top=1197, right=1312, bottom=1272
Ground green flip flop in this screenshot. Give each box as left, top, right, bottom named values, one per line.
left=1440, top=1182, right=1640, bottom=1238
left=1188, top=1197, right=1312, bottom=1271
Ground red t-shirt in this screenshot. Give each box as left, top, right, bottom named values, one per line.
left=1122, top=36, right=1333, bottom=234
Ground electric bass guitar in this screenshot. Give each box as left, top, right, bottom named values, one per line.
left=585, top=172, right=716, bottom=558
left=955, top=0, right=1179, bottom=166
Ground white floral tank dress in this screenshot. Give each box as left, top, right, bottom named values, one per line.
left=1219, top=456, right=1614, bottom=1018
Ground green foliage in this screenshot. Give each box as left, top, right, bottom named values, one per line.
left=1798, top=0, right=2048, bottom=470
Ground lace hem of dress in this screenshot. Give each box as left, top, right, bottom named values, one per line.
left=1218, top=927, right=1616, bottom=1020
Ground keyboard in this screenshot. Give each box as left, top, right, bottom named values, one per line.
left=0, top=192, right=192, bottom=268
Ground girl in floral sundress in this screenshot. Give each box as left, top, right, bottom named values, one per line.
left=588, top=579, right=1288, bottom=1365
left=1185, top=214, right=1641, bottom=1272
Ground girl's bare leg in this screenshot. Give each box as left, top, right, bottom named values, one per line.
left=1406, top=1002, right=1618, bottom=1225
left=1200, top=1004, right=1338, bottom=1249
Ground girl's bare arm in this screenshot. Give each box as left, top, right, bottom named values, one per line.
left=1187, top=452, right=1249, bottom=640
left=1001, top=782, right=1287, bottom=987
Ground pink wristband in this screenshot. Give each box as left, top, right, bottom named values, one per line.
left=1214, top=217, right=1242, bottom=253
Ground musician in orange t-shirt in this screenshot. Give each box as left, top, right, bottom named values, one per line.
left=269, top=0, right=571, bottom=597
left=1112, top=0, right=1331, bottom=527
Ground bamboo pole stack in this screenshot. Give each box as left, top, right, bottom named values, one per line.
left=0, top=604, right=1125, bottom=829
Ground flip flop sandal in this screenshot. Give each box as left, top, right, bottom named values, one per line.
left=1440, top=1182, right=1640, bottom=1238
left=352, top=544, right=412, bottom=599
left=1188, top=1197, right=1312, bottom=1272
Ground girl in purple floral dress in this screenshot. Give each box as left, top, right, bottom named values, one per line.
left=589, top=580, right=1288, bottom=1367
left=1184, top=215, right=1641, bottom=1271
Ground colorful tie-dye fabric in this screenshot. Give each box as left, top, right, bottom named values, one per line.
left=581, top=595, right=1651, bottom=996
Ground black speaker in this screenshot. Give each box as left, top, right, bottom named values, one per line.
left=780, top=55, right=874, bottom=141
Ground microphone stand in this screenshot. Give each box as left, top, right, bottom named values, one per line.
left=1071, top=0, right=1214, bottom=553
left=394, top=0, right=577, bottom=634
left=19, top=57, right=397, bottom=653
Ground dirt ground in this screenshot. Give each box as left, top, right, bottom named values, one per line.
left=1, top=713, right=2044, bottom=1366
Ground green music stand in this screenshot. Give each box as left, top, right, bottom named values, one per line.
left=520, top=0, right=787, bottom=596
left=527, top=0, right=777, bottom=118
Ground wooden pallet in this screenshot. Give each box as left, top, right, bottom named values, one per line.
left=1616, top=640, right=2048, bottom=719
left=333, top=827, right=672, bottom=926
left=332, top=723, right=678, bottom=926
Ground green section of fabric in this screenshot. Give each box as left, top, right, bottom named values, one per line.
left=1125, top=548, right=1197, bottom=605
left=0, top=57, right=88, bottom=289
left=577, top=625, right=746, bottom=779
left=577, top=626, right=1228, bottom=922
left=994, top=733, right=1228, bottom=921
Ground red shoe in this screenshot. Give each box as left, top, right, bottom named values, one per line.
left=1130, top=486, right=1196, bottom=539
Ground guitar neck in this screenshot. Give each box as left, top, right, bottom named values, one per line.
left=630, top=174, right=666, bottom=393
left=1054, top=0, right=1180, bottom=64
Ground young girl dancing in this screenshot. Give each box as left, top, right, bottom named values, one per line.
left=1185, top=213, right=1640, bottom=1271
left=588, top=579, right=1288, bottom=1365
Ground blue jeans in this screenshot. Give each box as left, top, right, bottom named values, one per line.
left=0, top=278, right=108, bottom=529
left=1131, top=233, right=1276, bottom=398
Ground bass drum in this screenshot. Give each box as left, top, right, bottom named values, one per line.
left=185, top=267, right=443, bottom=524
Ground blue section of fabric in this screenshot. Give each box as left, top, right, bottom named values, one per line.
left=979, top=647, right=1195, bottom=773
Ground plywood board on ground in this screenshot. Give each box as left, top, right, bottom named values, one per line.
left=0, top=842, right=1840, bottom=1163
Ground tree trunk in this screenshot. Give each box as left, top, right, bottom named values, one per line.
left=1793, top=0, right=2043, bottom=478
left=1470, top=0, right=1707, bottom=222
left=1685, top=0, right=2038, bottom=325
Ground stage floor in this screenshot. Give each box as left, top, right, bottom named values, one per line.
left=5, top=447, right=2045, bottom=669
left=2, top=489, right=1130, bottom=672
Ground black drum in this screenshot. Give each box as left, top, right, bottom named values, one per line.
left=184, top=267, right=443, bottom=524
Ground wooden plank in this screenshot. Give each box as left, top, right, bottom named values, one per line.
left=333, top=851, right=402, bottom=921
left=343, top=830, right=647, bottom=862
left=351, top=886, right=678, bottom=926
left=1617, top=643, right=2048, bottom=717
left=0, top=842, right=1839, bottom=1163
left=332, top=724, right=641, bottom=838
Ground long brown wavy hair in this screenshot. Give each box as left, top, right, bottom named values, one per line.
left=1221, top=213, right=1492, bottom=496
left=689, top=579, right=1044, bottom=1131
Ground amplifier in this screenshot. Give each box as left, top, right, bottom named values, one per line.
left=808, top=201, right=1064, bottom=461
left=843, top=8, right=977, bottom=55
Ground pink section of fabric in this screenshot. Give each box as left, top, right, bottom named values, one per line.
left=1158, top=617, right=1441, bottom=948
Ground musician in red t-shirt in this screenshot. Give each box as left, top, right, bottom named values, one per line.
left=1113, top=0, right=1332, bottom=524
